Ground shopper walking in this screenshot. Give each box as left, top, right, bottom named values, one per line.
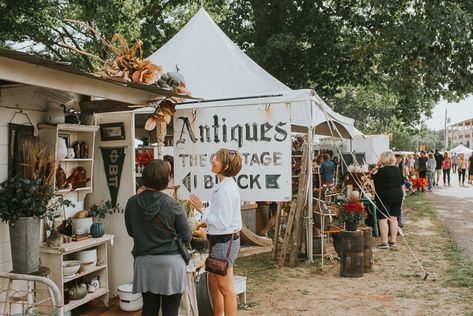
left=458, top=153, right=467, bottom=186
left=417, top=151, right=428, bottom=192
left=434, top=149, right=443, bottom=186
left=468, top=152, right=473, bottom=184
left=442, top=152, right=452, bottom=185
left=451, top=153, right=458, bottom=173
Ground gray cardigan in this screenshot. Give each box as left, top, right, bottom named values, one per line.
left=125, top=191, right=191, bottom=258
left=426, top=158, right=436, bottom=174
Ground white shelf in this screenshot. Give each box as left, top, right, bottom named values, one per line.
left=59, top=158, right=93, bottom=162
left=40, top=235, right=112, bottom=312
left=64, top=288, right=108, bottom=311
left=63, top=264, right=106, bottom=283
left=57, top=186, right=92, bottom=195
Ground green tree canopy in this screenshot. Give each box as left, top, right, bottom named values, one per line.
left=1, top=0, right=472, bottom=133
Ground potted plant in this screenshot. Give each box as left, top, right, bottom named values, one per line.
left=88, top=200, right=124, bottom=238
left=338, top=195, right=367, bottom=231
left=0, top=141, right=72, bottom=273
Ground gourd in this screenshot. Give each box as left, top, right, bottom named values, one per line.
left=90, top=222, right=105, bottom=238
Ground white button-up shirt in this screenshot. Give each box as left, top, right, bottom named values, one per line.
left=201, top=177, right=242, bottom=235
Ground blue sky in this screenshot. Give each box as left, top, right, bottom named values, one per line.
left=425, top=95, right=473, bottom=130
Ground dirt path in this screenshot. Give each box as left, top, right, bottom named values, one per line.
left=428, top=172, right=473, bottom=261
left=234, top=192, right=473, bottom=315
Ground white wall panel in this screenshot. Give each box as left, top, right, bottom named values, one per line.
left=93, top=111, right=135, bottom=296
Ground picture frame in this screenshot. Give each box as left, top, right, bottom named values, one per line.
left=100, top=122, right=126, bottom=141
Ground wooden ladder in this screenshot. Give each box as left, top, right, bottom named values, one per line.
left=275, top=136, right=309, bottom=267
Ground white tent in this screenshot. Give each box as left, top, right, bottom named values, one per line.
left=450, top=144, right=472, bottom=155
left=148, top=8, right=354, bottom=139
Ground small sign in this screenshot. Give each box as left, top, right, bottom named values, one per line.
left=173, top=103, right=292, bottom=201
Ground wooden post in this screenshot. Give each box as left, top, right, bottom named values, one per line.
left=272, top=202, right=282, bottom=260
left=157, top=121, right=166, bottom=160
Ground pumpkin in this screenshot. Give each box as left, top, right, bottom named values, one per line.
left=90, top=222, right=105, bottom=238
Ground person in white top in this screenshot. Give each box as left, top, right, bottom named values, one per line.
left=189, top=148, right=242, bottom=316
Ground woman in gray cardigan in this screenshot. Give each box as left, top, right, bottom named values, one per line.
left=125, top=159, right=191, bottom=316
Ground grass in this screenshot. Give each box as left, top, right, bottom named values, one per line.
left=444, top=239, right=473, bottom=289
left=404, top=192, right=438, bottom=220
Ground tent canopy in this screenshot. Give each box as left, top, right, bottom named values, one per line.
left=449, top=144, right=472, bottom=155
left=148, top=8, right=354, bottom=139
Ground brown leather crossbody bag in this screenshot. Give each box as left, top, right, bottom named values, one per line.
left=205, top=234, right=234, bottom=276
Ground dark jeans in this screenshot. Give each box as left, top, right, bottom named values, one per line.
left=142, top=292, right=182, bottom=316
left=443, top=169, right=450, bottom=184
left=459, top=169, right=466, bottom=185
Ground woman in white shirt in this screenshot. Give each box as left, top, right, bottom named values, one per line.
left=189, top=148, right=242, bottom=316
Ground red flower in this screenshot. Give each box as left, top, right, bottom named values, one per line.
left=340, top=200, right=367, bottom=223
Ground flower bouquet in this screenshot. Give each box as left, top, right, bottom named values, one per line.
left=339, top=195, right=367, bottom=231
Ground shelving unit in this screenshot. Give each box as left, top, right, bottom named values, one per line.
left=39, top=234, right=113, bottom=312
left=38, top=123, right=99, bottom=201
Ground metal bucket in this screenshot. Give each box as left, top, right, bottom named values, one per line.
left=195, top=271, right=213, bottom=316
left=9, top=217, right=40, bottom=273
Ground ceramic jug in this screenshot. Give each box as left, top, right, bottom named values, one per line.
left=56, top=138, right=68, bottom=159
left=46, top=102, right=65, bottom=124
left=67, top=148, right=75, bottom=159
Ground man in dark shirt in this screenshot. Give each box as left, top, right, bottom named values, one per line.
left=434, top=149, right=443, bottom=186
left=418, top=151, right=428, bottom=192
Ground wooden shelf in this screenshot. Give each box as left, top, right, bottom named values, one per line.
left=38, top=123, right=99, bottom=133
left=64, top=288, right=108, bottom=311
left=40, top=235, right=112, bottom=312
left=57, top=186, right=92, bottom=194
left=59, top=158, right=93, bottom=162
left=40, top=234, right=113, bottom=254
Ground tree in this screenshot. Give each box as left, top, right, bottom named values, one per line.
left=1, top=0, right=472, bottom=131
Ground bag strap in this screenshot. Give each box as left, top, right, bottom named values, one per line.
left=154, top=215, right=177, bottom=241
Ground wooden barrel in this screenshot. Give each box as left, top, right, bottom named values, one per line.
left=340, top=230, right=364, bottom=278
left=360, top=227, right=373, bottom=273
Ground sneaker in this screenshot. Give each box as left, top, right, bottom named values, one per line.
left=388, top=242, right=397, bottom=248
left=377, top=243, right=390, bottom=249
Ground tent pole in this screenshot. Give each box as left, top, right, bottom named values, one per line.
left=307, top=122, right=314, bottom=263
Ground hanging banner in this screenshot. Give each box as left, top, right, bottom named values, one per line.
left=174, top=103, right=292, bottom=202
left=101, top=147, right=126, bottom=207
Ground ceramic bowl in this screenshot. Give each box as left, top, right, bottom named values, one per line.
left=62, top=260, right=81, bottom=276
left=75, top=248, right=97, bottom=271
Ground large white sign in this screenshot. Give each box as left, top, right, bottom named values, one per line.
left=173, top=103, right=292, bottom=201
